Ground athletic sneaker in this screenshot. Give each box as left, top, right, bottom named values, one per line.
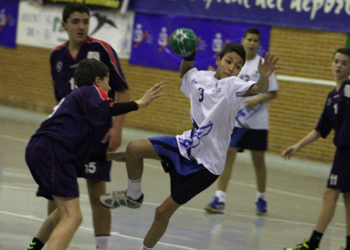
left=99, top=190, right=143, bottom=209
left=283, top=240, right=320, bottom=250
left=204, top=197, right=225, bottom=213
left=255, top=197, right=267, bottom=215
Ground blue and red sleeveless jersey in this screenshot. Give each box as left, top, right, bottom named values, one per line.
left=50, top=37, right=128, bottom=102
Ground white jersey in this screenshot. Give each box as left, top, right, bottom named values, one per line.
left=176, top=68, right=255, bottom=175
left=235, top=54, right=279, bottom=129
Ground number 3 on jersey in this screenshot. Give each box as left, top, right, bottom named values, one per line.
left=198, top=87, right=204, bottom=102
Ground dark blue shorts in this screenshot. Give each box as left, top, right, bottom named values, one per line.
left=25, top=136, right=79, bottom=200
left=229, top=127, right=268, bottom=151
left=327, top=147, right=350, bottom=192
left=149, top=136, right=218, bottom=205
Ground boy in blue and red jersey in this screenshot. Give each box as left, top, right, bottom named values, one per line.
left=26, top=58, right=163, bottom=250
left=282, top=48, right=350, bottom=250
left=49, top=3, right=129, bottom=249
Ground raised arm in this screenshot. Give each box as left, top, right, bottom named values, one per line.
left=180, top=52, right=196, bottom=78
left=244, top=53, right=282, bottom=96
left=110, top=82, right=164, bottom=116
left=180, top=59, right=194, bottom=78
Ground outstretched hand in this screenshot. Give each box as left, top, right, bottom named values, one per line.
left=258, top=53, right=282, bottom=79
left=136, top=82, right=164, bottom=108
left=281, top=145, right=300, bottom=160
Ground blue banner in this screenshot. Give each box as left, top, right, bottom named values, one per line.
left=0, top=1, right=19, bottom=48
left=129, top=13, right=270, bottom=71
left=129, top=0, right=350, bottom=33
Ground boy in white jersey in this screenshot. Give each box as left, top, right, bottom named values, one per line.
left=100, top=42, right=281, bottom=250
left=205, top=28, right=279, bottom=215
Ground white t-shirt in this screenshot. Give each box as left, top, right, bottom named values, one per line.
left=235, top=54, right=279, bottom=129
left=176, top=68, right=255, bottom=175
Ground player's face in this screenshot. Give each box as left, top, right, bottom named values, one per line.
left=332, top=52, right=350, bottom=81
left=214, top=51, right=244, bottom=80
left=62, top=12, right=89, bottom=45
left=241, top=33, right=260, bottom=58
left=98, top=75, right=111, bottom=93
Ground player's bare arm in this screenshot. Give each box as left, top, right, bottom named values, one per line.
left=281, top=130, right=321, bottom=160
left=180, top=60, right=194, bottom=78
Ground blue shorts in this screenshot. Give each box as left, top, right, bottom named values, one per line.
left=149, top=136, right=218, bottom=205
left=327, top=147, right=350, bottom=192
left=229, top=127, right=268, bottom=151
left=25, top=136, right=79, bottom=200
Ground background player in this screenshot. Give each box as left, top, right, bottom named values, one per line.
left=281, top=48, right=350, bottom=250
left=100, top=42, right=281, bottom=250
left=49, top=3, right=129, bottom=249
left=205, top=27, right=278, bottom=215
left=26, top=58, right=163, bottom=250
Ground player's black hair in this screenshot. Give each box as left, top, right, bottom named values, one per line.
left=244, top=27, right=260, bottom=40
left=74, top=59, right=110, bottom=88
left=334, top=48, right=350, bottom=59
left=62, top=3, right=90, bottom=23
left=219, top=43, right=246, bottom=65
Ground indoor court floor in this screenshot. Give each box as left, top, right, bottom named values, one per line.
left=0, top=105, right=346, bottom=250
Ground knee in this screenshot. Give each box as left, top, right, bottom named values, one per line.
left=126, top=140, right=140, bottom=153
left=75, top=212, right=83, bottom=226
left=154, top=206, right=171, bottom=223
left=126, top=140, right=144, bottom=159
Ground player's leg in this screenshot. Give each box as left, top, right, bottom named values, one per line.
left=251, top=150, right=268, bottom=215
left=314, top=188, right=339, bottom=232
left=86, top=178, right=111, bottom=249
left=251, top=150, right=266, bottom=193
left=125, top=138, right=161, bottom=180
left=46, top=196, right=82, bottom=250
left=100, top=139, right=160, bottom=208
left=27, top=208, right=61, bottom=250
left=142, top=196, right=181, bottom=249
left=218, top=147, right=238, bottom=192
left=283, top=188, right=339, bottom=250
left=48, top=200, right=57, bottom=215
left=204, top=147, right=237, bottom=213
left=343, top=192, right=350, bottom=250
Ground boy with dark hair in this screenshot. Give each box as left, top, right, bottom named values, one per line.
left=49, top=3, right=129, bottom=249
left=282, top=48, right=350, bottom=250
left=26, top=58, right=163, bottom=250
left=205, top=27, right=279, bottom=215
left=100, top=41, right=281, bottom=249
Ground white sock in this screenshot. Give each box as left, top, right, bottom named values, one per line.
left=139, top=243, right=153, bottom=250
left=256, top=192, right=266, bottom=201
left=215, top=190, right=226, bottom=203
left=95, top=235, right=110, bottom=250
left=126, top=178, right=142, bottom=200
